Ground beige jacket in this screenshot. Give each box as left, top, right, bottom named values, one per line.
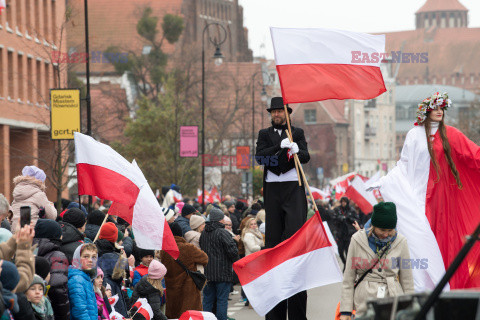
left=11, top=176, right=57, bottom=232
left=340, top=229, right=414, bottom=316
left=0, top=236, right=35, bottom=293
left=184, top=230, right=201, bottom=249
left=242, top=230, right=264, bottom=256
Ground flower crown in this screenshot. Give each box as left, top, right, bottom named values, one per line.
left=414, top=92, right=451, bottom=126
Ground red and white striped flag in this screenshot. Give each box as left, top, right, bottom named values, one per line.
left=74, top=132, right=145, bottom=209
left=0, top=0, right=5, bottom=14
left=179, top=310, right=217, bottom=320
left=109, top=161, right=179, bottom=258
left=271, top=27, right=386, bottom=103
left=109, top=311, right=125, bottom=320
left=108, top=294, right=119, bottom=308
left=344, top=176, right=377, bottom=213
left=132, top=298, right=154, bottom=320
left=233, top=212, right=343, bottom=316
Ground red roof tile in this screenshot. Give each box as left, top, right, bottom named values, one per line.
left=416, top=0, right=468, bottom=13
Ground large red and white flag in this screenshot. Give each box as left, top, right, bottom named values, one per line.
left=179, top=310, right=217, bottom=320
left=109, top=161, right=179, bottom=258
left=344, top=176, right=377, bottom=213
left=132, top=298, right=154, bottom=320
left=309, top=186, right=329, bottom=200
left=233, top=212, right=343, bottom=316
left=0, top=0, right=5, bottom=14
left=271, top=27, right=386, bottom=103
left=74, top=132, right=145, bottom=209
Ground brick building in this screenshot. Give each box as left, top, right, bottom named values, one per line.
left=0, top=0, right=67, bottom=201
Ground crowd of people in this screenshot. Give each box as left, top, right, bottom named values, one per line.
left=0, top=165, right=271, bottom=320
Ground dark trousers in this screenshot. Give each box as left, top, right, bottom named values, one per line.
left=264, top=180, right=308, bottom=320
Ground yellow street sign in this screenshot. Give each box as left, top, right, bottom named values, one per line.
left=342, top=163, right=349, bottom=173
left=50, top=89, right=81, bottom=140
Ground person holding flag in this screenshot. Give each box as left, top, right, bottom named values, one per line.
left=255, top=96, right=310, bottom=320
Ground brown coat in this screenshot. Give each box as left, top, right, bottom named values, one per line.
left=340, top=229, right=414, bottom=316
left=0, top=236, right=35, bottom=293
left=11, top=176, right=57, bottom=232
left=160, top=236, right=208, bottom=319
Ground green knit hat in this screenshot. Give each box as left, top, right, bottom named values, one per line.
left=371, top=202, right=397, bottom=229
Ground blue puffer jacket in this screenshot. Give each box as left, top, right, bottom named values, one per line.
left=174, top=216, right=191, bottom=236
left=67, top=267, right=97, bottom=320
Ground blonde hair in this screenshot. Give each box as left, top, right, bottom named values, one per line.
left=241, top=218, right=257, bottom=240
left=147, top=277, right=164, bottom=295
left=368, top=226, right=397, bottom=238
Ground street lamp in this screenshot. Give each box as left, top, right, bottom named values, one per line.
left=202, top=23, right=227, bottom=208
left=251, top=71, right=270, bottom=198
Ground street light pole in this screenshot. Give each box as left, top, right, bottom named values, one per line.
left=201, top=23, right=226, bottom=209
left=251, top=71, right=269, bottom=198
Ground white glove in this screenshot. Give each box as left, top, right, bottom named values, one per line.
left=280, top=138, right=292, bottom=149
left=290, top=142, right=299, bottom=154
left=365, top=181, right=381, bottom=192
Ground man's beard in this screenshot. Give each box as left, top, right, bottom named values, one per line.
left=271, top=118, right=288, bottom=130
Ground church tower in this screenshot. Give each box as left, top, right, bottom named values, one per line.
left=415, top=0, right=468, bottom=29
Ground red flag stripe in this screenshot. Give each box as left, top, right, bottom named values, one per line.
left=345, top=185, right=374, bottom=214
left=233, top=212, right=331, bottom=285
left=162, top=218, right=180, bottom=259
left=137, top=308, right=151, bottom=320
left=277, top=64, right=386, bottom=104
left=76, top=163, right=140, bottom=208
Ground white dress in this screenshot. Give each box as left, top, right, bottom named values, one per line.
left=373, top=123, right=448, bottom=292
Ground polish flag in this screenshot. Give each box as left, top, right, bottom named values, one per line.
left=108, top=294, right=119, bottom=308
left=132, top=298, right=153, bottom=320
left=179, top=310, right=217, bottom=320
left=74, top=132, right=145, bottom=209
left=0, top=0, right=5, bottom=14
left=109, top=311, right=125, bottom=320
left=109, top=161, right=179, bottom=258
left=210, top=186, right=221, bottom=203
left=271, top=27, right=386, bottom=103
left=344, top=176, right=377, bottom=213
left=309, top=186, right=328, bottom=200
left=233, top=212, right=343, bottom=316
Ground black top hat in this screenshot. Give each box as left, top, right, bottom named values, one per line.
left=266, top=97, right=292, bottom=113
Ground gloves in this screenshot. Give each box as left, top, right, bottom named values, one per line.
left=290, top=142, right=299, bottom=154
left=280, top=138, right=292, bottom=149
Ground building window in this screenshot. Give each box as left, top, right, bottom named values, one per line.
left=51, top=0, right=57, bottom=41
left=16, top=0, right=22, bottom=32
left=8, top=51, right=14, bottom=99
left=44, top=63, right=50, bottom=100
left=27, top=57, right=33, bottom=102
left=0, top=49, right=3, bottom=97
left=36, top=60, right=41, bottom=103
left=304, top=109, right=316, bottom=124
left=18, top=54, right=24, bottom=101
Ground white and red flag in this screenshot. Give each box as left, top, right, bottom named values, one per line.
left=344, top=176, right=377, bottom=213
left=233, top=212, right=343, bottom=316
left=108, top=294, right=119, bottom=308
left=0, top=0, right=5, bottom=14
left=309, top=186, right=329, bottom=200
left=109, top=311, right=125, bottom=320
left=178, top=310, right=217, bottom=320
left=132, top=298, right=153, bottom=320
left=74, top=132, right=145, bottom=209
left=109, top=161, right=179, bottom=258
left=271, top=27, right=386, bottom=103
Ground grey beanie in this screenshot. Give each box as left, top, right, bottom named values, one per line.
left=209, top=207, right=225, bottom=222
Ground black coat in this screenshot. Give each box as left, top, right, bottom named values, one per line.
left=59, top=221, right=84, bottom=264
left=333, top=205, right=360, bottom=241
left=33, top=238, right=70, bottom=320
left=255, top=126, right=310, bottom=177
left=199, top=221, right=239, bottom=282
left=12, top=293, right=36, bottom=320
left=130, top=276, right=167, bottom=320
left=84, top=224, right=100, bottom=242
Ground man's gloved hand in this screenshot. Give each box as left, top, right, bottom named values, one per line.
left=280, top=138, right=292, bottom=149
left=290, top=142, right=299, bottom=154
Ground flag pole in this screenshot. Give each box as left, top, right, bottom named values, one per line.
left=283, top=105, right=301, bottom=187
left=285, top=124, right=319, bottom=213
left=93, top=213, right=109, bottom=243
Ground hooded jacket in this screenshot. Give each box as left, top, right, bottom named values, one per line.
left=59, top=221, right=85, bottom=264
left=199, top=221, right=238, bottom=282
left=130, top=276, right=167, bottom=320
left=67, top=245, right=97, bottom=320
left=85, top=224, right=100, bottom=242
left=11, top=176, right=57, bottom=231
left=33, top=238, right=70, bottom=320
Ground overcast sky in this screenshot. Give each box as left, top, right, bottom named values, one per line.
left=238, top=0, right=480, bottom=59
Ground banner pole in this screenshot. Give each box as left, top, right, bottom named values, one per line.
left=93, top=213, right=109, bottom=243
left=283, top=105, right=301, bottom=186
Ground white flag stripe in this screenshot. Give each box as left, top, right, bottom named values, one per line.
left=271, top=27, right=385, bottom=66
left=242, top=246, right=343, bottom=316
left=351, top=176, right=377, bottom=206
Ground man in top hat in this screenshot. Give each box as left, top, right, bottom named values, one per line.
left=255, top=96, right=310, bottom=320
